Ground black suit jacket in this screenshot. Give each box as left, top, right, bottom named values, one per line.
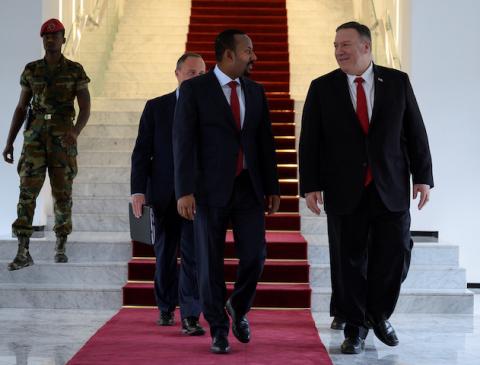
left=299, top=64, right=433, bottom=214
left=130, top=91, right=176, bottom=214
left=173, top=70, right=279, bottom=207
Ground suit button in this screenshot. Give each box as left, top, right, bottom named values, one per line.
left=362, top=162, right=367, bottom=167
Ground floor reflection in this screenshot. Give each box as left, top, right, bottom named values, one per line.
left=0, top=309, right=115, bottom=365
left=314, top=311, right=480, bottom=365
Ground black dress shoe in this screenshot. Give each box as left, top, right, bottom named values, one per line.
left=182, top=317, right=206, bottom=336
left=211, top=335, right=230, bottom=354
left=157, top=311, right=174, bottom=326
left=330, top=316, right=346, bottom=330
left=226, top=299, right=250, bottom=343
left=372, top=319, right=399, bottom=346
left=341, top=337, right=365, bottom=354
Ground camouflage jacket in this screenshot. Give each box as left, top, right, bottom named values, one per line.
left=20, top=55, right=90, bottom=120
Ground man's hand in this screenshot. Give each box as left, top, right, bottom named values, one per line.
left=177, top=194, right=196, bottom=220
left=61, top=129, right=79, bottom=147
left=413, top=184, right=430, bottom=210
left=305, top=191, right=323, bottom=215
left=2, top=144, right=14, bottom=163
left=131, top=194, right=146, bottom=218
left=266, top=195, right=280, bottom=215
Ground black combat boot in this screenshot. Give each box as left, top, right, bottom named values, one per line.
left=54, top=235, right=68, bottom=263
left=8, top=236, right=34, bottom=271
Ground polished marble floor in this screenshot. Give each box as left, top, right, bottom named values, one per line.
left=313, top=292, right=480, bottom=365
left=0, top=309, right=116, bottom=365
left=0, top=296, right=478, bottom=365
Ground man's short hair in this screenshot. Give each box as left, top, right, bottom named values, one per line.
left=336, top=21, right=371, bottom=42
left=214, top=29, right=246, bottom=62
left=176, top=52, right=203, bottom=70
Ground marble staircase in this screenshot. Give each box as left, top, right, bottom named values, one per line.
left=2, top=0, right=472, bottom=314
left=0, top=232, right=130, bottom=309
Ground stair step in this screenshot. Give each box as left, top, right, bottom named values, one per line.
left=103, top=70, right=291, bottom=83
left=272, top=123, right=295, bottom=136
left=53, top=212, right=300, bottom=232
left=78, top=139, right=296, bottom=164
left=190, top=15, right=287, bottom=25
left=102, top=80, right=289, bottom=93
left=72, top=196, right=130, bottom=214
left=132, top=231, right=306, bottom=259
left=74, top=164, right=295, bottom=186
left=0, top=236, right=131, bottom=262
left=107, top=50, right=290, bottom=62
left=77, top=151, right=131, bottom=166
left=191, top=7, right=287, bottom=16
left=123, top=282, right=311, bottom=308
left=72, top=193, right=297, bottom=214
left=309, top=264, right=466, bottom=290
left=301, top=216, right=328, bottom=235
left=311, top=287, right=474, bottom=314
left=187, top=41, right=288, bottom=52
left=78, top=152, right=297, bottom=172
left=0, top=261, right=127, bottom=285
left=189, top=24, right=287, bottom=33
left=90, top=97, right=293, bottom=112
left=73, top=182, right=130, bottom=197
left=275, top=137, right=296, bottom=149
left=276, top=149, right=297, bottom=163
left=101, top=88, right=292, bottom=99
left=0, top=283, right=122, bottom=309
left=116, top=25, right=189, bottom=35
left=191, top=0, right=287, bottom=9
left=188, top=32, right=288, bottom=43
left=128, top=259, right=309, bottom=283
left=85, top=109, right=293, bottom=127
left=304, top=233, right=461, bottom=266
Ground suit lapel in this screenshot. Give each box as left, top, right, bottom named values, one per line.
left=240, top=77, right=251, bottom=131
left=167, top=91, right=176, bottom=125
left=370, top=64, right=384, bottom=129
left=206, top=70, right=238, bottom=131
left=333, top=70, right=362, bottom=131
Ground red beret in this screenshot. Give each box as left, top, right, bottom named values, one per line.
left=40, top=18, right=65, bottom=37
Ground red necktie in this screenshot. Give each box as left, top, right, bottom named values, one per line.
left=354, top=77, right=373, bottom=186
left=228, top=81, right=244, bottom=176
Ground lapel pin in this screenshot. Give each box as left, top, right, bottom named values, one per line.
left=378, top=77, right=384, bottom=82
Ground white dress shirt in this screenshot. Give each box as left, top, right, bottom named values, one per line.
left=346, top=62, right=375, bottom=122
left=213, top=65, right=246, bottom=128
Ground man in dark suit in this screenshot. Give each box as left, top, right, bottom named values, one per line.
left=173, top=29, right=280, bottom=354
left=299, top=22, right=433, bottom=354
left=130, top=52, right=206, bottom=336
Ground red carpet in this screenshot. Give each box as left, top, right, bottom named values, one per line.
left=67, top=308, right=333, bottom=365
left=123, top=0, right=310, bottom=309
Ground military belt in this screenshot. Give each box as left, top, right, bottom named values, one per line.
left=34, top=113, right=71, bottom=120
left=39, top=113, right=52, bottom=120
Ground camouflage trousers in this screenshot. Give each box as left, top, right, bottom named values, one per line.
left=12, top=117, right=78, bottom=238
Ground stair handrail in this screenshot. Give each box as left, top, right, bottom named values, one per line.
left=63, top=0, right=109, bottom=58
left=355, top=0, right=402, bottom=69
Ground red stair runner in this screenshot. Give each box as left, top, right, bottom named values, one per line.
left=123, top=0, right=308, bottom=309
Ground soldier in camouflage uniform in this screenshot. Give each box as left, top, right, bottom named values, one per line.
left=2, top=19, right=91, bottom=271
